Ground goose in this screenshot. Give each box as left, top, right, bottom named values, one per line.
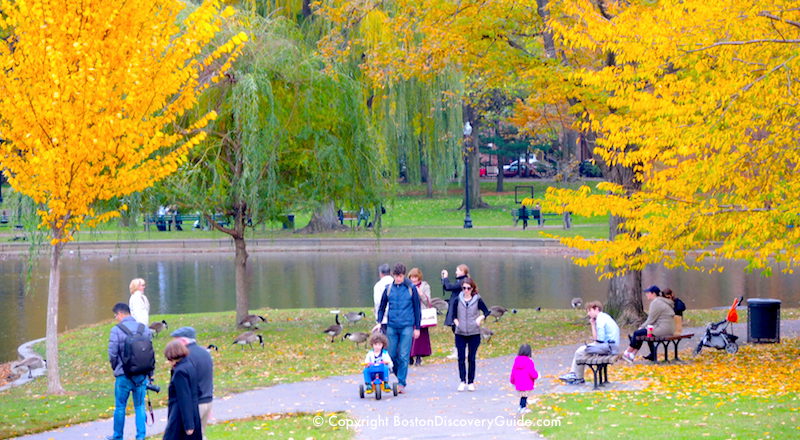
left=489, top=306, right=517, bottom=322
left=343, top=311, right=366, bottom=325
left=239, top=314, right=267, bottom=329
left=149, top=320, right=168, bottom=336
left=206, top=344, right=219, bottom=352
left=343, top=332, right=370, bottom=348
left=232, top=331, right=264, bottom=350
left=479, top=326, right=494, bottom=343
left=323, top=314, right=342, bottom=342
left=571, top=298, right=583, bottom=309
left=13, top=357, right=45, bottom=378
left=430, top=297, right=449, bottom=314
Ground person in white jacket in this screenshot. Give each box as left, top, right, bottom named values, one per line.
left=128, top=278, right=150, bottom=326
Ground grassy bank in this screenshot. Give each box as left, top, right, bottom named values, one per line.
left=535, top=338, right=800, bottom=440
left=148, top=413, right=353, bottom=440
left=0, top=307, right=585, bottom=439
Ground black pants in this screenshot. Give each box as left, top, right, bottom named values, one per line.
left=455, top=334, right=481, bottom=384
left=629, top=328, right=655, bottom=354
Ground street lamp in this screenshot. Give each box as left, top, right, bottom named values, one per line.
left=463, top=122, right=473, bottom=229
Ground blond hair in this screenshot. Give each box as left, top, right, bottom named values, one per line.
left=129, top=278, right=145, bottom=294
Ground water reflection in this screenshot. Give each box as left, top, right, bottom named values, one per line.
left=0, top=250, right=798, bottom=362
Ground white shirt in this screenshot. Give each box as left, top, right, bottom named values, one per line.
left=373, top=275, right=393, bottom=324
left=129, top=291, right=150, bottom=326
left=595, top=311, right=620, bottom=345
left=364, top=349, right=393, bottom=368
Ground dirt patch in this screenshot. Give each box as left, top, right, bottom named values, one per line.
left=0, top=362, right=15, bottom=388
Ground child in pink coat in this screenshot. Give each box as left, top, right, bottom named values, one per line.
left=509, top=344, right=539, bottom=415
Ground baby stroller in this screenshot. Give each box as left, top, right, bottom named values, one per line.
left=694, top=296, right=742, bottom=355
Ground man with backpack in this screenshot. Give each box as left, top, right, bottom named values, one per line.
left=108, top=303, right=155, bottom=440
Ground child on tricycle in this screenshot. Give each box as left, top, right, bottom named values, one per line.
left=359, top=333, right=398, bottom=399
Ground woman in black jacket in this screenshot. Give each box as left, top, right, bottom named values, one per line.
left=163, top=340, right=202, bottom=440
left=446, top=278, right=490, bottom=391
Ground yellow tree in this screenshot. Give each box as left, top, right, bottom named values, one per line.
left=0, top=0, right=246, bottom=393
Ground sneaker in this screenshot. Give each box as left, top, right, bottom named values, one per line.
left=567, top=378, right=585, bottom=385
left=397, top=385, right=406, bottom=394
left=467, top=383, right=476, bottom=392
left=559, top=372, right=578, bottom=382
left=622, top=352, right=634, bottom=364
left=446, top=348, right=458, bottom=359
left=457, top=382, right=466, bottom=392
left=365, top=385, right=374, bottom=394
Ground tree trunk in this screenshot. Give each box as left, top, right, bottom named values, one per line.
left=495, top=154, right=505, bottom=192
left=604, top=162, right=645, bottom=326
left=46, top=240, right=65, bottom=394
left=233, top=235, right=249, bottom=325
left=422, top=162, right=433, bottom=198
left=460, top=105, right=488, bottom=210
left=298, top=201, right=348, bottom=233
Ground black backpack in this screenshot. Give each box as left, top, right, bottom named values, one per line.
left=117, top=323, right=155, bottom=377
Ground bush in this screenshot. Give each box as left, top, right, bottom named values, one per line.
left=579, top=160, right=602, bottom=178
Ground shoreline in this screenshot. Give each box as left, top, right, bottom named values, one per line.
left=0, top=237, right=589, bottom=256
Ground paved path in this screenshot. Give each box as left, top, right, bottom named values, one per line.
left=19, top=320, right=800, bottom=440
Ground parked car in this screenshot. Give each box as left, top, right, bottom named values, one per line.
left=503, top=159, right=554, bottom=178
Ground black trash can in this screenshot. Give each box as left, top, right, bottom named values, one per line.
left=747, top=299, right=781, bottom=343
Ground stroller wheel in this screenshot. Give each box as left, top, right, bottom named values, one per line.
left=726, top=342, right=738, bottom=354
left=694, top=343, right=703, bottom=355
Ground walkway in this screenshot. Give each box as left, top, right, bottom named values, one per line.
left=19, top=320, right=800, bottom=440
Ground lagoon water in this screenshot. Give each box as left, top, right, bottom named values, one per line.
left=1, top=250, right=798, bottom=362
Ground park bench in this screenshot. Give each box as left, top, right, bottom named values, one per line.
left=576, top=354, right=621, bottom=390
left=635, top=333, right=695, bottom=362
left=338, top=209, right=370, bottom=229
left=144, top=214, right=229, bottom=231
left=511, top=207, right=561, bottom=229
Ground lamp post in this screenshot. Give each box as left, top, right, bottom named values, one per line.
left=463, top=122, right=473, bottom=229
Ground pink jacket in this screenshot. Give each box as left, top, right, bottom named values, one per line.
left=509, top=355, right=539, bottom=392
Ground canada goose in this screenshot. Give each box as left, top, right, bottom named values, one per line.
left=571, top=298, right=583, bottom=309
left=13, top=357, right=45, bottom=378
left=489, top=306, right=517, bottom=322
left=149, top=320, right=168, bottom=336
left=343, top=332, right=370, bottom=348
left=323, top=314, right=342, bottom=342
left=239, top=314, right=267, bottom=329
left=479, top=327, right=494, bottom=343
left=232, top=331, right=264, bottom=350
left=206, top=344, right=219, bottom=352
left=430, top=297, right=449, bottom=314
left=343, top=311, right=366, bottom=325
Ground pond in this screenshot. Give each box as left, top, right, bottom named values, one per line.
left=1, top=249, right=798, bottom=362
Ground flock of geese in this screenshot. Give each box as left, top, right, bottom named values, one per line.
left=321, top=303, right=524, bottom=347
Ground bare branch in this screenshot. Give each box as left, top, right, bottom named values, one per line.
left=687, top=39, right=800, bottom=53
left=758, top=11, right=800, bottom=29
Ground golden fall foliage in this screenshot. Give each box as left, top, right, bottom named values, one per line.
left=320, top=0, right=800, bottom=276
left=0, top=0, right=247, bottom=244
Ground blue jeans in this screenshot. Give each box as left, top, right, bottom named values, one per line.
left=386, top=326, right=413, bottom=386
left=363, top=364, right=390, bottom=386
left=112, top=374, right=147, bottom=440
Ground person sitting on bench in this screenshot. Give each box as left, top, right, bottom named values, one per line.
left=559, top=301, right=620, bottom=385
left=621, top=285, right=675, bottom=363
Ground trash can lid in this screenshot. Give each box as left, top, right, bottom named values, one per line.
left=746, top=298, right=782, bottom=305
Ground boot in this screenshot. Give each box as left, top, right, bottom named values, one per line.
left=415, top=356, right=422, bottom=366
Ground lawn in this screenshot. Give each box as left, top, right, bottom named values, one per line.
left=535, top=338, right=800, bottom=440
left=0, top=307, right=585, bottom=438
left=147, top=413, right=353, bottom=440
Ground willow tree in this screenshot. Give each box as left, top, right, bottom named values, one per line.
left=0, top=0, right=244, bottom=393
left=170, top=14, right=383, bottom=324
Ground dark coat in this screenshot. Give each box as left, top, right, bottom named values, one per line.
left=186, top=342, right=214, bottom=404
left=441, top=275, right=467, bottom=326
left=163, top=358, right=202, bottom=440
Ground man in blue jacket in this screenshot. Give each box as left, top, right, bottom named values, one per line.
left=171, top=327, right=214, bottom=440
left=107, top=303, right=152, bottom=440
left=373, top=263, right=421, bottom=394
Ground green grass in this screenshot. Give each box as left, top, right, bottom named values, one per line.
left=535, top=391, right=800, bottom=440
left=148, top=413, right=353, bottom=439
left=0, top=307, right=585, bottom=439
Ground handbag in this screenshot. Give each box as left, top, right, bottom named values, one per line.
left=420, top=307, right=438, bottom=328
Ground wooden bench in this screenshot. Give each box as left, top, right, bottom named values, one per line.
left=511, top=207, right=560, bottom=228
left=338, top=209, right=370, bottom=229
left=635, top=333, right=695, bottom=362
left=576, top=354, right=621, bottom=390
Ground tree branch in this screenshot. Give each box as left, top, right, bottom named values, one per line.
left=758, top=10, right=800, bottom=29
left=687, top=39, right=800, bottom=53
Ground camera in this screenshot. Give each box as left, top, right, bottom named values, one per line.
left=146, top=381, right=161, bottom=393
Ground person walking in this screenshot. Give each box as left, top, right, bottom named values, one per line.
left=107, top=303, right=152, bottom=440
left=163, top=340, right=202, bottom=440
left=558, top=301, right=620, bottom=384
left=445, top=278, right=490, bottom=391
left=373, top=263, right=421, bottom=394
left=408, top=268, right=432, bottom=366
left=373, top=264, right=393, bottom=334
left=128, top=278, right=150, bottom=326
left=509, top=344, right=539, bottom=414
left=171, top=327, right=214, bottom=440
left=441, top=264, right=470, bottom=359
